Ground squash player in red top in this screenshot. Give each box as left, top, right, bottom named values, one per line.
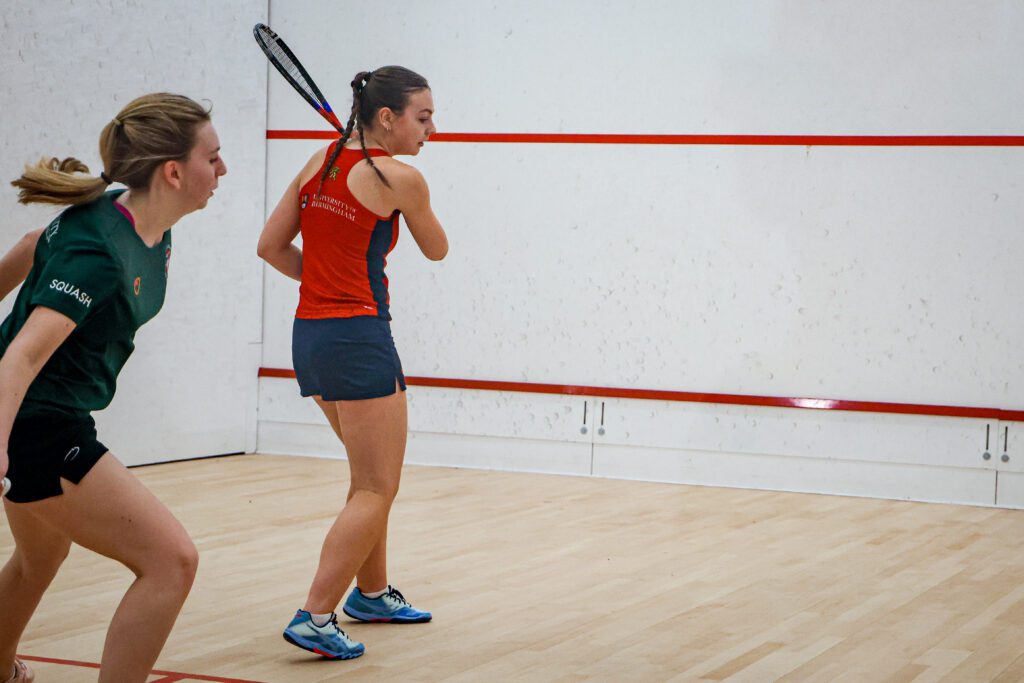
left=258, top=66, right=447, bottom=660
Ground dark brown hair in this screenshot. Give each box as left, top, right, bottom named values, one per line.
left=318, top=66, right=429, bottom=193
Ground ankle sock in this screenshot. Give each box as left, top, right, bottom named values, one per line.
left=309, top=612, right=334, bottom=627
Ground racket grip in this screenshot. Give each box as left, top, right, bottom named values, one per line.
left=1, top=477, right=10, bottom=497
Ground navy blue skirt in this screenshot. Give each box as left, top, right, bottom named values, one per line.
left=292, top=317, right=406, bottom=401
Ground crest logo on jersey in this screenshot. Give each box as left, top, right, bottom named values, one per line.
left=301, top=193, right=309, bottom=210
left=165, top=246, right=172, bottom=275
left=45, top=218, right=61, bottom=243
left=328, top=166, right=340, bottom=181
left=133, top=276, right=141, bottom=296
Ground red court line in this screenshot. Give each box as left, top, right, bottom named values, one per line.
left=257, top=368, right=1024, bottom=421
left=17, top=654, right=267, bottom=683
left=266, top=130, right=1024, bottom=146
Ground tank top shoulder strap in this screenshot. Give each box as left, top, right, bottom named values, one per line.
left=326, top=144, right=391, bottom=168
left=304, top=144, right=392, bottom=196
left=342, top=146, right=391, bottom=166
left=341, top=146, right=392, bottom=182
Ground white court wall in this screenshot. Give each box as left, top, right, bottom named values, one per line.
left=0, top=1, right=269, bottom=465
left=256, top=2, right=1024, bottom=505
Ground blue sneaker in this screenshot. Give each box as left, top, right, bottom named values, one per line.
left=343, top=585, right=432, bottom=623
left=282, top=610, right=365, bottom=659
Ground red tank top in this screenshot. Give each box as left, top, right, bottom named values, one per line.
left=295, top=145, right=399, bottom=320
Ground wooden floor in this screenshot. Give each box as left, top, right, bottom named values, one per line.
left=4, top=454, right=1024, bottom=682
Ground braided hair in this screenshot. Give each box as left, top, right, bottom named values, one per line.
left=317, top=66, right=429, bottom=196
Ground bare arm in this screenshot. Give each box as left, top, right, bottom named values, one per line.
left=393, top=166, right=447, bottom=261
left=257, top=149, right=330, bottom=281
left=257, top=177, right=303, bottom=281
left=0, top=306, right=76, bottom=479
left=0, top=229, right=42, bottom=301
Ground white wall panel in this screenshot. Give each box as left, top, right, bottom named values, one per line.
left=263, top=137, right=1024, bottom=408
left=407, top=388, right=592, bottom=444
left=995, top=471, right=1024, bottom=509
left=593, top=398, right=990, bottom=469
left=259, top=421, right=592, bottom=476
left=259, top=380, right=593, bottom=444
left=266, top=1, right=1023, bottom=135
left=1, top=1, right=268, bottom=464
left=259, top=376, right=1003, bottom=505
left=258, top=420, right=341, bottom=459
left=405, top=432, right=592, bottom=476
left=260, top=2, right=1024, bottom=408
left=258, top=385, right=594, bottom=475
left=258, top=1, right=1023, bottom=505
left=591, top=443, right=996, bottom=507
left=388, top=143, right=1024, bottom=407
left=990, top=421, right=1024, bottom=473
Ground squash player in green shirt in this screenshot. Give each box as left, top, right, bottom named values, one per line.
left=0, top=93, right=227, bottom=683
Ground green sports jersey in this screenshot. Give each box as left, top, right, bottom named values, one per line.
left=0, top=190, right=172, bottom=417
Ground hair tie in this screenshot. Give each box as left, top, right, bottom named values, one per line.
left=111, top=118, right=122, bottom=127
left=100, top=172, right=113, bottom=185
left=352, top=71, right=373, bottom=92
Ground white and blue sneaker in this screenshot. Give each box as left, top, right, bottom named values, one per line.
left=283, top=610, right=365, bottom=659
left=343, top=585, right=432, bottom=623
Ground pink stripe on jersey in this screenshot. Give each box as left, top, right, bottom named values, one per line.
left=112, top=200, right=135, bottom=227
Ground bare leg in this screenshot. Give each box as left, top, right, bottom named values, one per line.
left=18, top=453, right=198, bottom=683
left=312, top=396, right=390, bottom=594
left=0, top=500, right=71, bottom=677
left=304, top=388, right=407, bottom=614
left=356, top=525, right=388, bottom=593
left=312, top=395, right=344, bottom=444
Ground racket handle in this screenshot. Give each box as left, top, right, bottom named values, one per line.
left=1, top=477, right=10, bottom=497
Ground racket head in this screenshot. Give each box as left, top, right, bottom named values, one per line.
left=253, top=23, right=344, bottom=132
left=1, top=477, right=10, bottom=497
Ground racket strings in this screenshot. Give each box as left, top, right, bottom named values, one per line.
left=254, top=24, right=342, bottom=131
left=264, top=42, right=324, bottom=106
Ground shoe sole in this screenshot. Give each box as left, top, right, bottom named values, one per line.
left=342, top=605, right=432, bottom=623
left=282, top=630, right=364, bottom=659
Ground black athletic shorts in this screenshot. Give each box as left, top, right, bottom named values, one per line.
left=5, top=412, right=109, bottom=503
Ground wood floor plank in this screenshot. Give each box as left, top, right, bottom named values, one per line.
left=3, top=454, right=1024, bottom=681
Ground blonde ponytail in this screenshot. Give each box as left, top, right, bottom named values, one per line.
left=11, top=157, right=108, bottom=206
left=10, top=93, right=211, bottom=207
